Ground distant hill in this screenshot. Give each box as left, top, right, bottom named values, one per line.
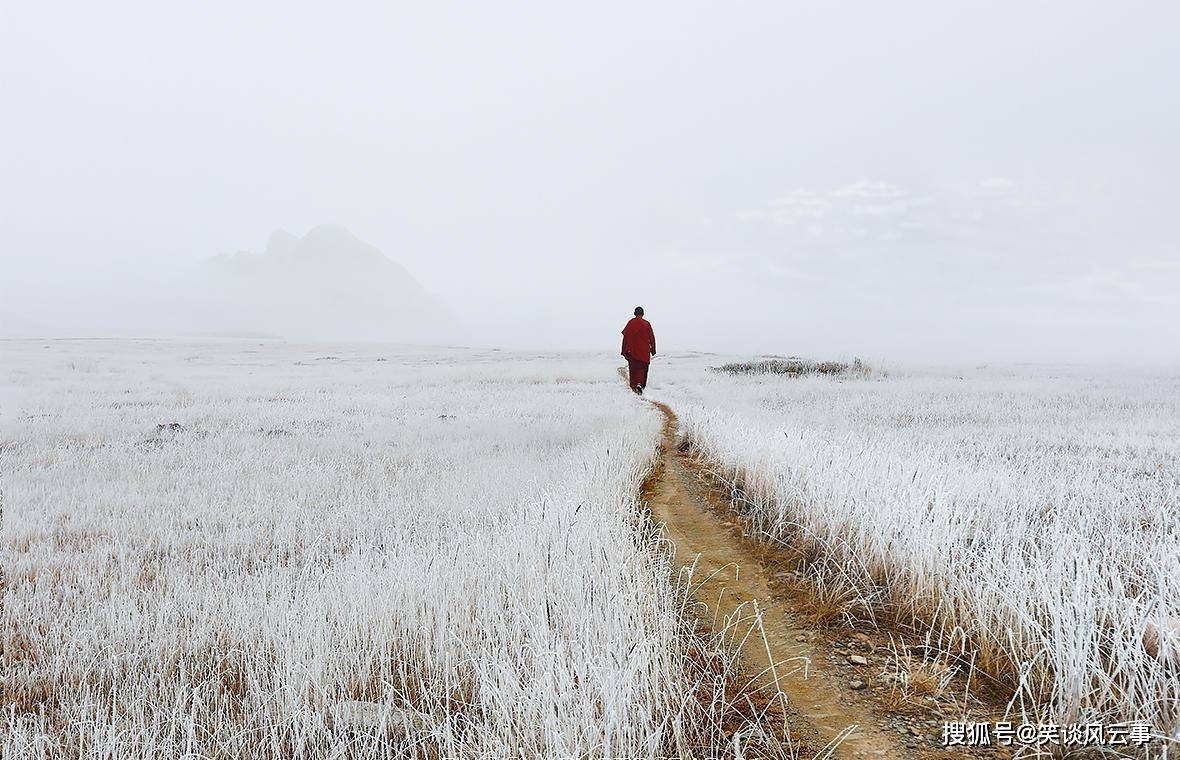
left=195, top=225, right=450, bottom=341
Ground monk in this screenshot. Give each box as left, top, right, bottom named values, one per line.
left=621, top=306, right=657, bottom=394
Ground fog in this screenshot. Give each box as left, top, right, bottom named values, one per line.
left=2, top=1, right=1177, bottom=362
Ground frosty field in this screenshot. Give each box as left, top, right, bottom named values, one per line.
left=5, top=338, right=1180, bottom=758
left=654, top=356, right=1180, bottom=742
left=0, top=339, right=737, bottom=759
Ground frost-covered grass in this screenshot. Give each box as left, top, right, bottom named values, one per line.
left=0, top=339, right=737, bottom=759
left=654, top=355, right=1180, bottom=741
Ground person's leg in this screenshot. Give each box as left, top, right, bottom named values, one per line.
left=627, top=358, right=642, bottom=392
left=635, top=361, right=649, bottom=390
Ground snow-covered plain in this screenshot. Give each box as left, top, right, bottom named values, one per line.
left=653, top=355, right=1180, bottom=740
left=0, top=339, right=732, bottom=759
left=10, top=339, right=1178, bottom=754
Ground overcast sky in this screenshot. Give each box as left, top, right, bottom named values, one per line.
left=2, top=1, right=1177, bottom=362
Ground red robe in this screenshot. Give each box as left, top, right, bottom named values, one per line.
left=621, top=317, right=656, bottom=389
left=621, top=317, right=656, bottom=363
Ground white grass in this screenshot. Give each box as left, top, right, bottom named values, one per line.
left=653, top=356, right=1180, bottom=741
left=0, top=339, right=735, bottom=759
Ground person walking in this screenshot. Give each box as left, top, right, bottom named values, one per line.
left=621, top=306, right=657, bottom=394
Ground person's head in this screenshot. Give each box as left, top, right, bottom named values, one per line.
left=634, top=306, right=644, bottom=317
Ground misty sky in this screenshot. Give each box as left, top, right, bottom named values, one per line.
left=2, top=1, right=1178, bottom=362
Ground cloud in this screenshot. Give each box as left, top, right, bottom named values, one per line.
left=736, top=179, right=944, bottom=252
left=979, top=177, right=1019, bottom=194
left=735, top=177, right=1076, bottom=255
left=759, top=190, right=831, bottom=226
left=849, top=199, right=920, bottom=217
left=830, top=179, right=909, bottom=200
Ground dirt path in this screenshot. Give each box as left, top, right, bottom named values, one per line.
left=641, top=398, right=974, bottom=760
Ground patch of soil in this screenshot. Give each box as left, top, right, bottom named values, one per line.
left=640, top=396, right=1012, bottom=759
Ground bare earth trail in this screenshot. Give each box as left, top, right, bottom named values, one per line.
left=640, top=397, right=969, bottom=760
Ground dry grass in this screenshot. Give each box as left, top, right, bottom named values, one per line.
left=656, top=358, right=1180, bottom=745
left=0, top=340, right=752, bottom=759
left=711, top=358, right=871, bottom=378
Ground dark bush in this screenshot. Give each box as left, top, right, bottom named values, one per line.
left=712, top=357, right=869, bottom=378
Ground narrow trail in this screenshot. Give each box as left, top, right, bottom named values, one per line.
left=640, top=397, right=966, bottom=760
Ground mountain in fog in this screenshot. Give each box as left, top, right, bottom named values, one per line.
left=193, top=225, right=451, bottom=341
